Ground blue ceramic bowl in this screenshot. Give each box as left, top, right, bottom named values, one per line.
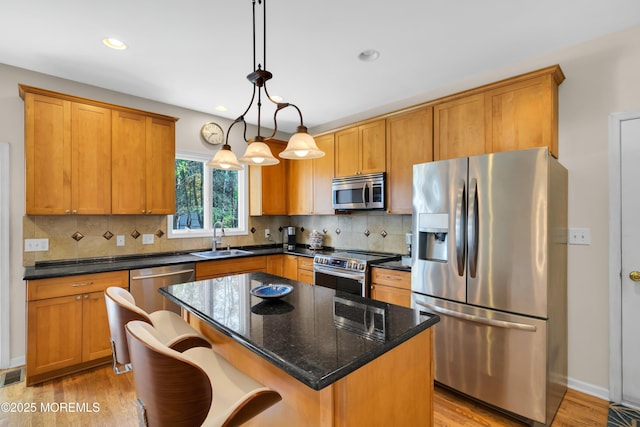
left=250, top=284, right=294, bottom=300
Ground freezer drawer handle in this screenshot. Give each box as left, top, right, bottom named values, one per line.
left=130, top=269, right=195, bottom=280
left=414, top=300, right=537, bottom=332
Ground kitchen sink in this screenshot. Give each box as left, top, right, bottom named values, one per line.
left=190, top=249, right=253, bottom=259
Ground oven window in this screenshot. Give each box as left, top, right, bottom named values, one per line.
left=315, top=271, right=365, bottom=296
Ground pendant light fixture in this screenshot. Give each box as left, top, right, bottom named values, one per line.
left=207, top=0, right=324, bottom=170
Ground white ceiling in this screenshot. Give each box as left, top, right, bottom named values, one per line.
left=2, top=0, right=640, bottom=134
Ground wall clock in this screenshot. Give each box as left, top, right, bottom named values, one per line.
left=200, top=122, right=224, bottom=145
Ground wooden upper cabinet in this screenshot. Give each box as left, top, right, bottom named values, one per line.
left=112, top=111, right=147, bottom=214
left=287, top=157, right=314, bottom=215
left=24, top=93, right=71, bottom=215
left=20, top=85, right=178, bottom=216
left=145, top=117, right=176, bottom=215
left=485, top=71, right=563, bottom=157
left=386, top=107, right=433, bottom=214
left=335, top=119, right=386, bottom=177
left=112, top=112, right=176, bottom=214
left=434, top=65, right=564, bottom=160
left=434, top=93, right=486, bottom=161
left=71, top=103, right=112, bottom=214
left=312, top=133, right=335, bottom=215
left=250, top=140, right=287, bottom=215
left=23, top=91, right=112, bottom=215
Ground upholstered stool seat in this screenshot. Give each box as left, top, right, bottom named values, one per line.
left=126, top=320, right=281, bottom=427
left=105, top=286, right=210, bottom=374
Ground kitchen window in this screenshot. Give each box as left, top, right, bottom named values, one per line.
left=167, top=152, right=248, bottom=239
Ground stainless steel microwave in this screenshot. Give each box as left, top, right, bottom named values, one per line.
left=332, top=172, right=385, bottom=211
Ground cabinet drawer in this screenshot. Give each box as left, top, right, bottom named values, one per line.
left=195, top=256, right=266, bottom=279
left=297, top=257, right=314, bottom=271
left=298, top=269, right=314, bottom=285
left=371, top=268, right=410, bottom=290
left=27, top=270, right=129, bottom=301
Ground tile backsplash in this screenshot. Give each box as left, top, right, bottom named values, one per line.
left=23, top=212, right=412, bottom=265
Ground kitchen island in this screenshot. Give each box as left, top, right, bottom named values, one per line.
left=160, top=272, right=439, bottom=426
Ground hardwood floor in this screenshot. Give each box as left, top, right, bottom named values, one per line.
left=0, top=365, right=609, bottom=426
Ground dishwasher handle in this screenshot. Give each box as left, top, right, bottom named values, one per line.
left=414, top=299, right=537, bottom=332
left=130, top=269, right=195, bottom=281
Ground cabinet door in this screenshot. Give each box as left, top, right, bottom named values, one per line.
left=112, top=110, right=147, bottom=214
left=359, top=120, right=386, bottom=175
left=386, top=108, right=433, bottom=214
left=282, top=255, right=299, bottom=280
left=71, top=102, right=112, bottom=214
left=334, top=127, right=360, bottom=177
left=24, top=93, right=72, bottom=215
left=287, top=158, right=313, bottom=215
left=82, top=291, right=113, bottom=361
left=434, top=93, right=486, bottom=160
left=371, top=285, right=411, bottom=308
left=146, top=117, right=176, bottom=214
left=27, top=295, right=83, bottom=376
left=313, top=134, right=335, bottom=214
left=250, top=140, right=287, bottom=215
left=485, top=75, right=558, bottom=156
left=266, top=254, right=284, bottom=276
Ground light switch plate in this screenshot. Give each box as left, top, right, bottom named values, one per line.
left=25, top=238, right=49, bottom=252
left=142, top=234, right=154, bottom=245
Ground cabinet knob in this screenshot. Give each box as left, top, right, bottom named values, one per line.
left=76, top=295, right=81, bottom=300
left=142, top=210, right=146, bottom=214
left=630, top=271, right=640, bottom=282
left=84, top=294, right=89, bottom=299
left=65, top=209, right=71, bottom=214
left=72, top=209, right=77, bottom=214
left=147, top=210, right=151, bottom=214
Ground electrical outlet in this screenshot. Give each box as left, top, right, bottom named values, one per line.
left=265, top=228, right=271, bottom=239
left=142, top=234, right=154, bottom=245
left=568, top=228, right=591, bottom=245
left=25, top=238, right=49, bottom=252
left=116, top=235, right=125, bottom=247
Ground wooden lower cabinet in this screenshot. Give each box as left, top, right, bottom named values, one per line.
left=282, top=255, right=299, bottom=281
left=26, top=270, right=128, bottom=385
left=370, top=267, right=411, bottom=308
left=195, top=256, right=267, bottom=280
left=297, top=256, right=315, bottom=284
left=266, top=254, right=284, bottom=276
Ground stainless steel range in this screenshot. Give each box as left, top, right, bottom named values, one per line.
left=313, top=251, right=398, bottom=297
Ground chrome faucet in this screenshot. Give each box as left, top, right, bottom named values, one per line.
left=212, top=221, right=224, bottom=251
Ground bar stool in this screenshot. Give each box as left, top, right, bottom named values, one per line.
left=105, top=286, right=210, bottom=374
left=125, top=320, right=281, bottom=427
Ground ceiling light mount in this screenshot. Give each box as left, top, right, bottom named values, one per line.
left=207, top=0, right=324, bottom=170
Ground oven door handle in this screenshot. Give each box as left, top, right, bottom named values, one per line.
left=314, top=265, right=365, bottom=281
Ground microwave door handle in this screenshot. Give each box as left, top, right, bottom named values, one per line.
left=454, top=179, right=466, bottom=277
left=362, top=183, right=368, bottom=208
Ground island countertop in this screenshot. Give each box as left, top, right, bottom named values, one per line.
left=160, top=272, right=439, bottom=390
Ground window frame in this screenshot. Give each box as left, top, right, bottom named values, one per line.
left=167, top=151, right=248, bottom=239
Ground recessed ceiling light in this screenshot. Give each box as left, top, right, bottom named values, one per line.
left=102, top=38, right=127, bottom=50
left=215, top=105, right=228, bottom=112
left=358, top=49, right=380, bottom=62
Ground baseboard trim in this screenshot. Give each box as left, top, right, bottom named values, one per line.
left=10, top=356, right=25, bottom=369
left=568, top=377, right=610, bottom=402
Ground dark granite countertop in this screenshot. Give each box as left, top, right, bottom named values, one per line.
left=23, top=244, right=404, bottom=281
left=160, top=272, right=438, bottom=390
left=373, top=259, right=412, bottom=272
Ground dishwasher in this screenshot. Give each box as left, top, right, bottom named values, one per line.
left=129, top=263, right=195, bottom=314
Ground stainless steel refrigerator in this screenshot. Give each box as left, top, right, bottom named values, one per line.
left=411, top=147, right=567, bottom=426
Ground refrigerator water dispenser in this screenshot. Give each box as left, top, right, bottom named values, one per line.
left=417, top=213, right=449, bottom=263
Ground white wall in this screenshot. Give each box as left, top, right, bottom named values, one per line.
left=2, top=23, right=640, bottom=395
left=314, top=24, right=640, bottom=398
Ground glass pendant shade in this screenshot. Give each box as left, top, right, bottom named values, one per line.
left=207, top=145, right=243, bottom=170
left=279, top=131, right=325, bottom=159
left=238, top=141, right=280, bottom=165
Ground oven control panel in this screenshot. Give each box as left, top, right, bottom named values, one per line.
left=314, top=255, right=366, bottom=272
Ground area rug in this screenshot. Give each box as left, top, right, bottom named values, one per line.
left=608, top=403, right=640, bottom=427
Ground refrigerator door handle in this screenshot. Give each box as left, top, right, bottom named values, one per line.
left=467, top=178, right=479, bottom=278
left=414, top=299, right=537, bottom=332
left=454, top=179, right=466, bottom=276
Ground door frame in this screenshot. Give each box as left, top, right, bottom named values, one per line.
left=0, top=142, right=10, bottom=368
left=608, top=110, right=640, bottom=404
